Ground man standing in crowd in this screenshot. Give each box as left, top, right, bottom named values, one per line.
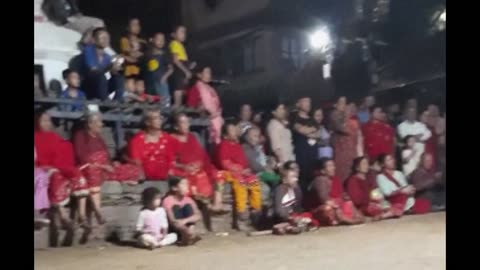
left=238, top=104, right=254, bottom=137
left=397, top=107, right=432, bottom=155
left=82, top=27, right=125, bottom=101
left=362, top=106, right=395, bottom=161
left=291, top=97, right=318, bottom=190
left=357, top=95, right=376, bottom=124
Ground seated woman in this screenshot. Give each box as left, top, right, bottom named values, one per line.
left=376, top=154, right=430, bottom=215
left=345, top=157, right=396, bottom=220
left=170, top=112, right=227, bottom=213
left=34, top=110, right=89, bottom=229
left=273, top=162, right=319, bottom=235
left=307, top=158, right=364, bottom=226
left=162, top=177, right=202, bottom=246
left=216, top=121, right=262, bottom=223
left=410, top=153, right=445, bottom=210
left=72, top=112, right=144, bottom=224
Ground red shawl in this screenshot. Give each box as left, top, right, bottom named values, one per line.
left=34, top=131, right=75, bottom=170
left=329, top=175, right=344, bottom=199
left=172, top=133, right=217, bottom=175
left=72, top=129, right=109, bottom=165
left=216, top=139, right=249, bottom=171
left=128, top=131, right=176, bottom=180
left=362, top=120, right=395, bottom=160
left=345, top=174, right=375, bottom=211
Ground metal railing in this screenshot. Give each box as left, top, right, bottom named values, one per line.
left=34, top=97, right=210, bottom=149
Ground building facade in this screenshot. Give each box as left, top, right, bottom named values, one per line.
left=182, top=0, right=335, bottom=114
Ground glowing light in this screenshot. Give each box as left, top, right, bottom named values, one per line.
left=439, top=10, right=446, bottom=22
left=309, top=28, right=332, bottom=51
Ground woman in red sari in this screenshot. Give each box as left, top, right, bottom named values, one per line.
left=307, top=158, right=364, bottom=226
left=170, top=112, right=227, bottom=213
left=72, top=112, right=144, bottom=224
left=345, top=157, right=396, bottom=220
left=329, top=97, right=363, bottom=182
left=34, top=110, right=89, bottom=228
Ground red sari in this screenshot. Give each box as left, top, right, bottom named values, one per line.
left=73, top=130, right=143, bottom=189
left=362, top=120, right=395, bottom=161
left=424, top=124, right=438, bottom=168
left=34, top=131, right=89, bottom=205
left=128, top=131, right=176, bottom=180
left=345, top=174, right=385, bottom=217
left=330, top=110, right=360, bottom=181
left=308, top=174, right=358, bottom=226
left=171, top=133, right=223, bottom=198
left=380, top=170, right=431, bottom=215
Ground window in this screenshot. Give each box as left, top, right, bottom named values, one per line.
left=243, top=40, right=256, bottom=73
left=281, top=36, right=303, bottom=68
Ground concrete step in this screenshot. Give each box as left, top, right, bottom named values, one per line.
left=34, top=227, right=49, bottom=250
left=40, top=181, right=272, bottom=248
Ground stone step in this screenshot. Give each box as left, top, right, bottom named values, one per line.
left=40, top=181, right=272, bottom=248
left=34, top=227, right=49, bottom=250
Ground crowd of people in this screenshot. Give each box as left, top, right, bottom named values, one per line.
left=34, top=18, right=200, bottom=111
left=34, top=17, right=446, bottom=249
left=34, top=93, right=446, bottom=248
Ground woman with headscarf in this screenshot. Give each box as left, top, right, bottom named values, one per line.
left=329, top=97, right=362, bottom=182
left=170, top=112, right=227, bottom=214
left=34, top=110, right=89, bottom=229
left=72, top=112, right=144, bottom=224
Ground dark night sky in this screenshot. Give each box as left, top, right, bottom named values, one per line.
left=79, top=0, right=180, bottom=50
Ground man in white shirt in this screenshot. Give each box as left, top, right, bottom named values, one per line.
left=397, top=107, right=432, bottom=154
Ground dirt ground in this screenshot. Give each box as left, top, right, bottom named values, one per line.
left=35, top=212, right=445, bottom=270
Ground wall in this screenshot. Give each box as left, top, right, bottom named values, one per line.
left=182, top=0, right=270, bottom=32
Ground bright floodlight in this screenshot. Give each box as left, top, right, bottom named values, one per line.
left=439, top=10, right=446, bottom=22
left=309, top=28, right=332, bottom=50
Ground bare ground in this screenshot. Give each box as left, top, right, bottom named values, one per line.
left=35, top=212, right=445, bottom=270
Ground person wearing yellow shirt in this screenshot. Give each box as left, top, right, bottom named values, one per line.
left=120, top=18, right=146, bottom=77
left=169, top=25, right=196, bottom=107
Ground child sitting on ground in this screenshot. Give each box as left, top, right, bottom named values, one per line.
left=273, top=162, right=319, bottom=235
left=162, top=177, right=202, bottom=246
left=135, top=187, right=178, bottom=250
